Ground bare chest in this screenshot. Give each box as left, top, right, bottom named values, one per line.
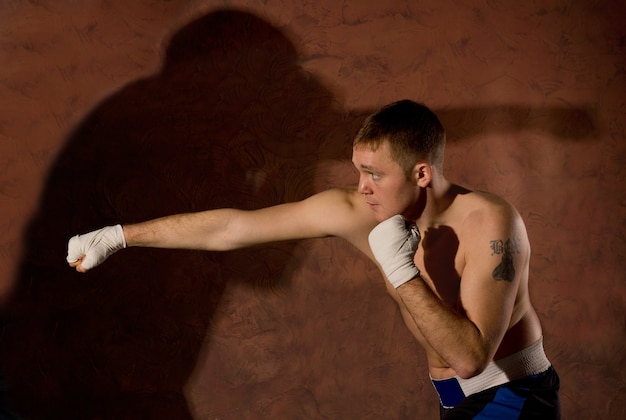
left=414, top=224, right=466, bottom=308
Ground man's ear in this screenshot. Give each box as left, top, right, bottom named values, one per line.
left=413, top=163, right=432, bottom=187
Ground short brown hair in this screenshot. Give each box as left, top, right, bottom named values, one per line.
left=353, top=100, right=446, bottom=175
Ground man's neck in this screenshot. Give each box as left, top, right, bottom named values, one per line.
left=413, top=177, right=459, bottom=226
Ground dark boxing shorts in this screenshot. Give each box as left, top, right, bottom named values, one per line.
left=432, top=339, right=560, bottom=419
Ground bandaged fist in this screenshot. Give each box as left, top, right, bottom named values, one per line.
left=368, top=215, right=421, bottom=288
left=66, top=224, right=126, bottom=272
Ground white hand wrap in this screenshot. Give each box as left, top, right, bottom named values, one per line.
left=66, top=224, right=126, bottom=270
left=368, top=215, right=421, bottom=288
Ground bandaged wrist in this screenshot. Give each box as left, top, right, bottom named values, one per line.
left=388, top=266, right=421, bottom=288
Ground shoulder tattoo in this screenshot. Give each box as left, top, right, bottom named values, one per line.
left=489, top=238, right=520, bottom=282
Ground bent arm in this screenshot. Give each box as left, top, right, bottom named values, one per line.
left=395, top=207, right=529, bottom=379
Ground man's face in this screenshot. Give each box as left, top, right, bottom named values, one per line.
left=352, top=142, right=420, bottom=222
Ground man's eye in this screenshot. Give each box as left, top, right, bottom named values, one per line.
left=371, top=173, right=381, bottom=180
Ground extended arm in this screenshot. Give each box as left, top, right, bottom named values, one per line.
left=68, top=188, right=377, bottom=272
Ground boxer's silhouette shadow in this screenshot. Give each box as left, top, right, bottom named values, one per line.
left=1, top=10, right=365, bottom=418
left=0, top=9, right=596, bottom=419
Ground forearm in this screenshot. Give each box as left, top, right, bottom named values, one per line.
left=124, top=208, right=239, bottom=251
left=396, top=277, right=494, bottom=379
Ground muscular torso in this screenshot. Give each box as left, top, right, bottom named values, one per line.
left=339, top=186, right=543, bottom=379
left=396, top=234, right=542, bottom=379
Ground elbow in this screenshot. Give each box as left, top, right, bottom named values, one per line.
left=201, top=209, right=240, bottom=251
left=456, top=365, right=487, bottom=380
left=209, top=231, right=240, bottom=251
left=453, top=331, right=498, bottom=379
left=454, top=354, right=491, bottom=380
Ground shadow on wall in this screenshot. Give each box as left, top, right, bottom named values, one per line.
left=1, top=10, right=361, bottom=418
left=0, top=9, right=597, bottom=419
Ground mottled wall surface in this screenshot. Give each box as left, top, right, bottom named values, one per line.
left=0, top=0, right=624, bottom=419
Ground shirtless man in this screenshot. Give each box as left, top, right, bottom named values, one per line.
left=67, top=100, right=560, bottom=418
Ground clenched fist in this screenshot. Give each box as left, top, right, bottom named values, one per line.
left=368, top=215, right=421, bottom=288
left=67, top=225, right=126, bottom=272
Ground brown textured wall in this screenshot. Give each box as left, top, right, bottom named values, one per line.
left=0, top=0, right=624, bottom=419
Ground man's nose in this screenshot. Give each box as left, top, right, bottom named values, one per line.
left=357, top=176, right=372, bottom=194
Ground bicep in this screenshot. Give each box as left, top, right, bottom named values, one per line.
left=227, top=188, right=376, bottom=249
left=458, top=211, right=530, bottom=352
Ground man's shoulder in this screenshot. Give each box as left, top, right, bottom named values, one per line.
left=458, top=188, right=518, bottom=214
left=302, top=187, right=377, bottom=229
left=300, top=188, right=377, bottom=252
left=451, top=188, right=530, bottom=265
left=307, top=187, right=362, bottom=209
left=455, top=189, right=523, bottom=233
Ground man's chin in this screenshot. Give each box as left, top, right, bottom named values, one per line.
left=369, top=205, right=405, bottom=222
left=374, top=212, right=394, bottom=222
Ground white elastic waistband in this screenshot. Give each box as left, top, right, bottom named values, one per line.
left=431, top=338, right=551, bottom=407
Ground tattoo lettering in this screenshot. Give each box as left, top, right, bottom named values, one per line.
left=490, top=238, right=520, bottom=282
